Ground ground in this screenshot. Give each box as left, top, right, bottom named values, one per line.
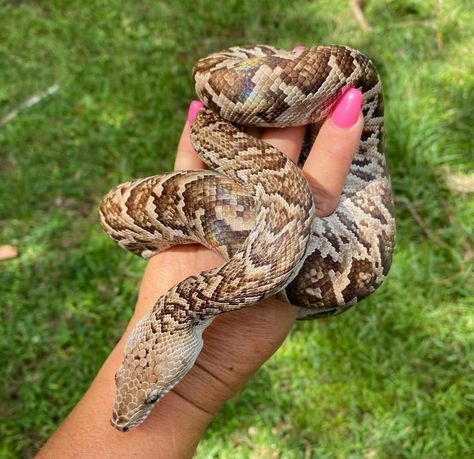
left=0, top=1, right=472, bottom=458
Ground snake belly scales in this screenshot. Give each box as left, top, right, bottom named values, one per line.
left=99, top=45, right=396, bottom=431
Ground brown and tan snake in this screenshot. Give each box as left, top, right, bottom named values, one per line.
left=99, top=45, right=396, bottom=432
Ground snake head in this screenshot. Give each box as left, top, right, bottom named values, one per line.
left=110, top=314, right=211, bottom=432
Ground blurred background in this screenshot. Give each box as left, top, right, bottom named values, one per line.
left=0, top=1, right=472, bottom=457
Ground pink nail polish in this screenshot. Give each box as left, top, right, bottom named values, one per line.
left=331, top=88, right=363, bottom=128
left=292, top=45, right=305, bottom=53
left=187, top=100, right=204, bottom=126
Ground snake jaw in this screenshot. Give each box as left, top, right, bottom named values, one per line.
left=110, top=403, right=154, bottom=432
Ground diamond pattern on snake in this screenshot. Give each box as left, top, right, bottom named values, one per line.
left=99, top=45, right=396, bottom=432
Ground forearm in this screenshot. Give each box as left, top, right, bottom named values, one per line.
left=36, top=317, right=212, bottom=459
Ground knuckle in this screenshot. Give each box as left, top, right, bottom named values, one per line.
left=314, top=197, right=337, bottom=217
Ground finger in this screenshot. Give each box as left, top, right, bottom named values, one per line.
left=260, top=125, right=306, bottom=163
left=303, top=88, right=364, bottom=217
left=292, top=44, right=306, bottom=53
left=174, top=100, right=205, bottom=171
left=244, top=126, right=260, bottom=138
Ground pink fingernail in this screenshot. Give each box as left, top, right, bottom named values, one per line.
left=331, top=88, right=363, bottom=128
left=292, top=45, right=305, bottom=52
left=187, top=100, right=204, bottom=126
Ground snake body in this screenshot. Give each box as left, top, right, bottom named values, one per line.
left=99, top=45, right=396, bottom=431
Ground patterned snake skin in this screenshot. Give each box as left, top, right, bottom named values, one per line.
left=99, top=45, right=396, bottom=431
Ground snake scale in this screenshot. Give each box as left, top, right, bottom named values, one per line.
left=99, top=45, right=396, bottom=432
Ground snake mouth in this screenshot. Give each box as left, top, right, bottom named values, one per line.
left=110, top=417, right=142, bottom=432
left=110, top=420, right=131, bottom=433
left=110, top=406, right=152, bottom=432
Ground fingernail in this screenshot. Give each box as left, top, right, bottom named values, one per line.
left=187, top=100, right=204, bottom=126
left=331, top=88, right=363, bottom=128
left=292, top=45, right=305, bottom=52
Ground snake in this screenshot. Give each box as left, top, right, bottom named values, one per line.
left=99, top=45, right=396, bottom=432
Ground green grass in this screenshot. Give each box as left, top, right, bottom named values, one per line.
left=0, top=1, right=472, bottom=457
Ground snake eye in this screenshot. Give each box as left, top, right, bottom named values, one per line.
left=145, top=389, right=161, bottom=405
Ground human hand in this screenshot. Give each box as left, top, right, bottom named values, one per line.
left=37, top=86, right=363, bottom=459
left=135, top=86, right=364, bottom=417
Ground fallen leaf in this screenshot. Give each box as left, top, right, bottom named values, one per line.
left=0, top=245, right=18, bottom=261
left=445, top=170, right=474, bottom=194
